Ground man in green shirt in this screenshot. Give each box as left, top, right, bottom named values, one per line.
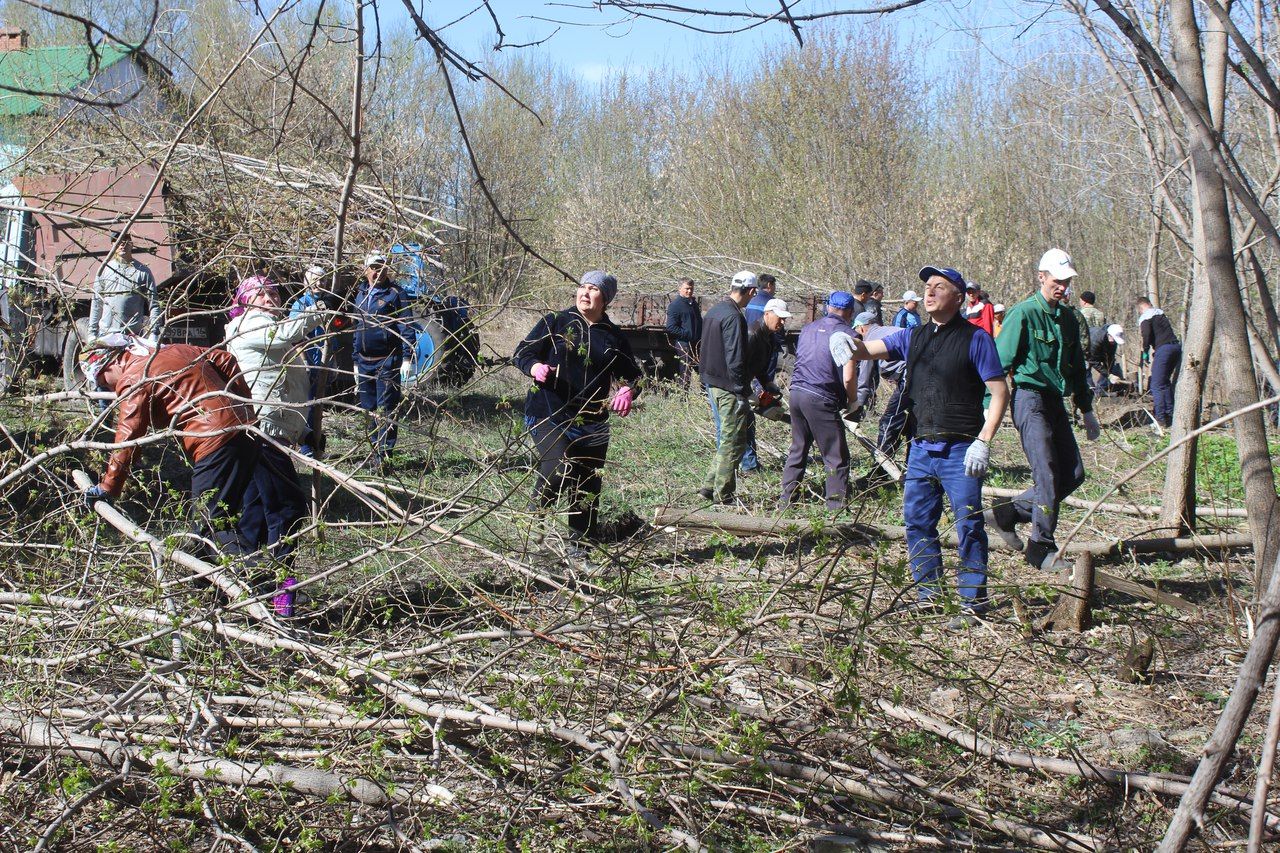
left=985, top=248, right=1102, bottom=572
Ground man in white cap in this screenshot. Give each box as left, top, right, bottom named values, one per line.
left=894, top=291, right=922, bottom=329
left=698, top=270, right=758, bottom=504
left=985, top=248, right=1100, bottom=572
left=352, top=252, right=413, bottom=469
left=739, top=297, right=792, bottom=471
left=1086, top=323, right=1125, bottom=397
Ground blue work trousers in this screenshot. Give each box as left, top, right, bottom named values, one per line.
left=239, top=441, right=308, bottom=569
left=1010, top=389, right=1085, bottom=548
left=902, top=440, right=987, bottom=606
left=1150, top=342, right=1182, bottom=427
left=355, top=353, right=402, bottom=456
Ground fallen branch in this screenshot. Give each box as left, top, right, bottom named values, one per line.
left=982, top=485, right=1248, bottom=520
left=875, top=699, right=1279, bottom=831
left=654, top=507, right=1242, bottom=614
left=0, top=710, right=449, bottom=807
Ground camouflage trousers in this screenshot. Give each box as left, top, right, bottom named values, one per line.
left=702, top=386, right=753, bottom=502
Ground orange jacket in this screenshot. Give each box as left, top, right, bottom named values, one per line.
left=100, top=345, right=254, bottom=497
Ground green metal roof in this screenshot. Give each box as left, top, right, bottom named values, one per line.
left=0, top=44, right=133, bottom=116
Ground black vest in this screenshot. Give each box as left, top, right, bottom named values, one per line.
left=903, top=316, right=987, bottom=443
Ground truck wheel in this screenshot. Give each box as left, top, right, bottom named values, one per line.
left=439, top=321, right=478, bottom=387
left=62, top=318, right=92, bottom=392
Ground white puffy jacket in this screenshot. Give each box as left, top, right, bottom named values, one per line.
left=224, top=307, right=322, bottom=444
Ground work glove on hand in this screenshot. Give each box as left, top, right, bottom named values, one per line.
left=1083, top=411, right=1101, bottom=441
left=829, top=332, right=856, bottom=368
left=531, top=362, right=552, bottom=383
left=963, top=439, right=990, bottom=478
left=610, top=386, right=634, bottom=417
left=400, top=359, right=413, bottom=385
left=846, top=404, right=865, bottom=423
left=83, top=484, right=109, bottom=508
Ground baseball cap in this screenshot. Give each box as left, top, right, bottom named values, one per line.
left=1038, top=248, right=1077, bottom=280
left=918, top=265, right=967, bottom=292
left=365, top=252, right=389, bottom=267
left=731, top=270, right=758, bottom=291
left=993, top=303, right=1005, bottom=313
left=853, top=311, right=877, bottom=327
left=901, top=290, right=920, bottom=302
left=763, top=298, right=792, bottom=318
left=1107, top=323, right=1125, bottom=345
left=828, top=290, right=855, bottom=310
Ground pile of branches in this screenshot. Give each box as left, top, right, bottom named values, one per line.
left=0, top=398, right=1274, bottom=851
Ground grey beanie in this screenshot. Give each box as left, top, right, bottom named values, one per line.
left=580, top=270, right=618, bottom=305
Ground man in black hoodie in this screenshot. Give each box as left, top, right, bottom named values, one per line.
left=665, top=278, right=702, bottom=391
left=698, top=270, right=758, bottom=504
left=1137, top=297, right=1182, bottom=428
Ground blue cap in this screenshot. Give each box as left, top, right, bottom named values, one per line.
left=918, top=265, right=967, bottom=292
left=828, top=290, right=855, bottom=310
left=853, top=311, right=877, bottom=327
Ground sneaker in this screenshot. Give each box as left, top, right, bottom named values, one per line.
left=697, top=487, right=714, bottom=502
left=984, top=504, right=1024, bottom=551
left=1025, top=539, right=1069, bottom=572
left=947, top=610, right=982, bottom=631
left=892, top=598, right=942, bottom=616
left=272, top=578, right=298, bottom=617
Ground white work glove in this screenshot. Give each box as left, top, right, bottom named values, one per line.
left=400, top=358, right=413, bottom=385
left=829, top=331, right=856, bottom=367
left=1083, top=411, right=1101, bottom=441
left=963, top=439, right=990, bottom=478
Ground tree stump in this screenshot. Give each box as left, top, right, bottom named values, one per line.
left=1040, top=552, right=1096, bottom=633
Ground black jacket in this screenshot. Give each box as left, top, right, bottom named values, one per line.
left=1139, top=309, right=1180, bottom=354
left=513, top=308, right=642, bottom=425
left=665, top=296, right=702, bottom=345
left=699, top=297, right=748, bottom=396
left=745, top=321, right=782, bottom=395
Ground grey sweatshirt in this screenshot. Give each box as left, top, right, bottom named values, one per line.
left=89, top=259, right=161, bottom=338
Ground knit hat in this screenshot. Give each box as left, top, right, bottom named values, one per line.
left=229, top=274, right=279, bottom=320
left=580, top=270, right=618, bottom=305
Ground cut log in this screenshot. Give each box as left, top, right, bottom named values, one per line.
left=982, top=485, right=1247, bottom=520
left=1040, top=552, right=1095, bottom=632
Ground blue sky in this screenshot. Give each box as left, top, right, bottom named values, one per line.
left=387, top=1, right=1064, bottom=82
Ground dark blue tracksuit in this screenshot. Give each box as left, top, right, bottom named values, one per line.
left=352, top=281, right=413, bottom=457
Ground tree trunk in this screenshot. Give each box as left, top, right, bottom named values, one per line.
left=1168, top=0, right=1280, bottom=590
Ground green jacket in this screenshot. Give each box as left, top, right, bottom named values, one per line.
left=996, top=291, right=1094, bottom=413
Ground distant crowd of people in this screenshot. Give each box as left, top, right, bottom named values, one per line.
left=73, top=232, right=1186, bottom=627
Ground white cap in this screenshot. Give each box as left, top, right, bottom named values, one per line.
left=304, top=264, right=326, bottom=287
left=1107, top=323, right=1125, bottom=345
left=763, top=298, right=792, bottom=318
left=993, top=303, right=1005, bottom=313
left=365, top=252, right=389, bottom=268
left=1038, top=248, right=1077, bottom=280
left=731, top=270, right=758, bottom=290
left=901, top=290, right=920, bottom=303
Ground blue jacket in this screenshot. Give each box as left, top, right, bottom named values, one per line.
left=893, top=307, right=921, bottom=329
left=352, top=282, right=413, bottom=364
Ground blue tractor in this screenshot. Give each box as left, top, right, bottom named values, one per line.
left=390, top=242, right=479, bottom=388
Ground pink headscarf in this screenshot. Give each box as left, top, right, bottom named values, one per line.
left=228, top=274, right=278, bottom=319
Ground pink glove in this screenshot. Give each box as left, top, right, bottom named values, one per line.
left=610, top=386, right=635, bottom=417
left=531, top=362, right=551, bottom=383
